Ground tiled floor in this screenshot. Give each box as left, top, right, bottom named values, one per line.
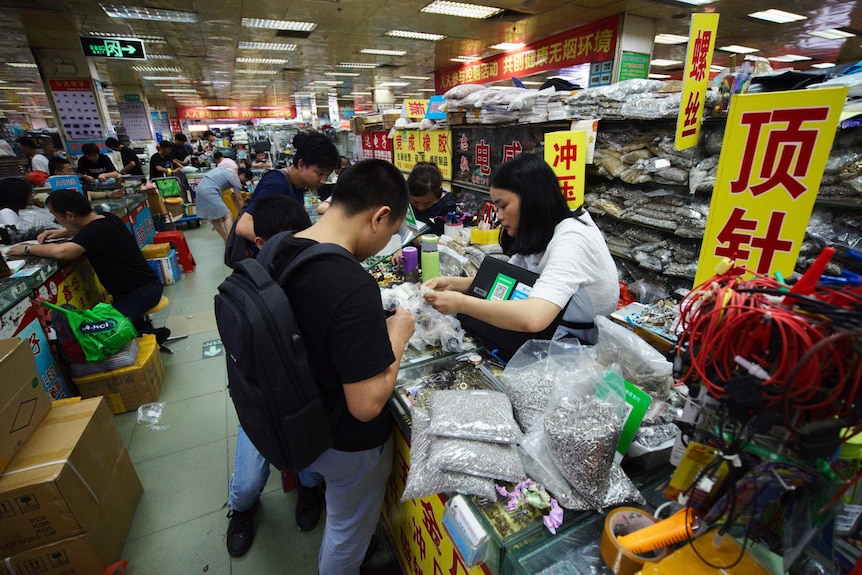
left=116, top=225, right=325, bottom=574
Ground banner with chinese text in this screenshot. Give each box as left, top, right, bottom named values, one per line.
left=382, top=425, right=492, bottom=575
left=360, top=131, right=392, bottom=161
left=694, top=87, right=848, bottom=285
left=435, top=16, right=620, bottom=93
left=404, top=99, right=430, bottom=119
left=177, top=106, right=296, bottom=120
left=393, top=129, right=453, bottom=180
left=544, top=131, right=587, bottom=210
left=676, top=13, right=720, bottom=150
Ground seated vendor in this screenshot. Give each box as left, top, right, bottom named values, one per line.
left=0, top=176, right=36, bottom=226
left=250, top=150, right=272, bottom=170
left=407, top=162, right=455, bottom=236
left=51, top=158, right=122, bottom=202
left=5, top=189, right=168, bottom=340
left=76, top=143, right=120, bottom=184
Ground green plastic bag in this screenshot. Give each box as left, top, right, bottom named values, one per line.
left=42, top=301, right=138, bottom=363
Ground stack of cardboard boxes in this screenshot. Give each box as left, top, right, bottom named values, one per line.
left=0, top=338, right=142, bottom=574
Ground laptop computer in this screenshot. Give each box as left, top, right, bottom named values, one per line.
left=457, top=256, right=563, bottom=361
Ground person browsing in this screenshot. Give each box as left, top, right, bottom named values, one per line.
left=17, top=137, right=50, bottom=175
left=194, top=167, right=253, bottom=243
left=50, top=157, right=122, bottom=202
left=76, top=143, right=120, bottom=183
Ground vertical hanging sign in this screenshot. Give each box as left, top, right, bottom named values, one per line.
left=694, top=87, right=848, bottom=285
left=544, top=131, right=587, bottom=210
left=675, top=13, right=720, bottom=150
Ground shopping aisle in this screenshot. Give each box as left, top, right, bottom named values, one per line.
left=113, top=225, right=324, bottom=574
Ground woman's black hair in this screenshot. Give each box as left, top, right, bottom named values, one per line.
left=407, top=162, right=443, bottom=199
left=0, top=177, right=33, bottom=213
left=491, top=153, right=571, bottom=256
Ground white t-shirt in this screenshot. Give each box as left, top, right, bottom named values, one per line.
left=30, top=153, right=50, bottom=173
left=508, top=212, right=618, bottom=319
left=217, top=158, right=239, bottom=173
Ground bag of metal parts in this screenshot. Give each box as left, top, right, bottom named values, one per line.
left=214, top=234, right=352, bottom=472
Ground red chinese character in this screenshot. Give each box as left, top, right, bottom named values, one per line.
left=475, top=140, right=491, bottom=176
left=448, top=546, right=470, bottom=575
left=750, top=211, right=794, bottom=274
left=397, top=452, right=409, bottom=487
left=62, top=285, right=73, bottom=303
left=28, top=332, right=41, bottom=355
left=408, top=133, right=416, bottom=152
left=395, top=134, right=403, bottom=150
left=502, top=141, right=522, bottom=162
left=422, top=133, right=432, bottom=152
left=558, top=175, right=578, bottom=202
left=552, top=139, right=578, bottom=170
left=682, top=91, right=701, bottom=136
left=458, top=134, right=469, bottom=153
left=459, top=156, right=469, bottom=172
left=731, top=107, right=829, bottom=199
left=714, top=206, right=758, bottom=261
left=438, top=133, right=449, bottom=153
left=689, top=30, right=712, bottom=82
left=400, top=530, right=416, bottom=574
left=412, top=516, right=427, bottom=560
left=409, top=101, right=426, bottom=117
left=421, top=500, right=443, bottom=553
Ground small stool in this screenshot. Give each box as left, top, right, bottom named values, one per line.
left=143, top=296, right=187, bottom=353
left=153, top=230, right=196, bottom=273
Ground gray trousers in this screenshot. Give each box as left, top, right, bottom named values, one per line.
left=312, top=437, right=393, bottom=575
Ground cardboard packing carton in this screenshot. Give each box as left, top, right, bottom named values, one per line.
left=72, top=334, right=165, bottom=414
left=0, top=397, right=124, bottom=556
left=0, top=339, right=52, bottom=475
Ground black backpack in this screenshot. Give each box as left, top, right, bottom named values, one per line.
left=214, top=234, right=352, bottom=472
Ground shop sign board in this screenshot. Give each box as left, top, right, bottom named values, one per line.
left=393, top=129, right=453, bottom=180
left=544, top=131, right=587, bottom=210
left=618, top=52, right=650, bottom=81
left=675, top=13, right=720, bottom=150
left=382, top=424, right=492, bottom=575
left=373, top=131, right=393, bottom=162
left=80, top=36, right=146, bottom=60
left=435, top=16, right=620, bottom=93
left=176, top=106, right=297, bottom=120
left=37, top=258, right=105, bottom=311
left=404, top=99, right=430, bottom=120
left=48, top=174, right=84, bottom=196
left=694, top=87, right=848, bottom=285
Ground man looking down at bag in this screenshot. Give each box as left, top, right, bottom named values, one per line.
left=6, top=189, right=167, bottom=341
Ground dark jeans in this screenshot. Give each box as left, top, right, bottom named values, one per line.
left=112, top=282, right=163, bottom=330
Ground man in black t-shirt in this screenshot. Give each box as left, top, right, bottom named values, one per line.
left=262, top=160, right=414, bottom=574
left=105, top=138, right=144, bottom=176
left=75, top=143, right=120, bottom=183
left=6, top=189, right=163, bottom=329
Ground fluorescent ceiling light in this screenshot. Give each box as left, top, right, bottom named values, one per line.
left=811, top=62, right=836, bottom=68
left=88, top=31, right=166, bottom=42
left=100, top=4, right=197, bottom=22
left=808, top=29, right=855, bottom=40
left=710, top=65, right=725, bottom=72
left=648, top=73, right=672, bottom=79
left=142, top=76, right=189, bottom=81
left=147, top=54, right=174, bottom=59
left=236, top=57, right=289, bottom=64
left=0, top=86, right=25, bottom=90
left=490, top=42, right=525, bottom=51
left=338, top=62, right=379, bottom=68
left=241, top=18, right=317, bottom=32
left=7, top=63, right=37, bottom=68
left=401, top=75, right=432, bottom=80
left=359, top=48, right=408, bottom=56
left=418, top=88, right=437, bottom=92
left=379, top=81, right=410, bottom=87
left=351, top=92, right=373, bottom=96
left=16, top=91, right=46, bottom=95
left=768, top=54, right=812, bottom=62
left=160, top=89, right=198, bottom=93
left=132, top=66, right=182, bottom=72
left=324, top=72, right=360, bottom=77
left=451, top=56, right=481, bottom=63
left=673, top=0, right=717, bottom=5
left=206, top=106, right=230, bottom=110
left=654, top=33, right=689, bottom=45
left=385, top=30, right=446, bottom=41
left=651, top=59, right=683, bottom=66
left=313, top=81, right=343, bottom=85
left=748, top=9, right=806, bottom=23
left=234, top=69, right=279, bottom=74
left=238, top=42, right=297, bottom=51
left=719, top=45, right=760, bottom=54
left=421, top=0, right=504, bottom=19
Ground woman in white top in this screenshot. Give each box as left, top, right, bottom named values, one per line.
left=424, top=153, right=618, bottom=344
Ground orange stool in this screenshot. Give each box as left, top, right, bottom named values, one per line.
left=153, top=230, right=196, bottom=273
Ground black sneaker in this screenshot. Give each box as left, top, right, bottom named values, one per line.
left=295, top=484, right=324, bottom=532
left=226, top=502, right=258, bottom=557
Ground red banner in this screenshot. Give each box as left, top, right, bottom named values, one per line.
left=435, top=16, right=620, bottom=93
left=48, top=79, right=93, bottom=92
left=177, top=107, right=296, bottom=120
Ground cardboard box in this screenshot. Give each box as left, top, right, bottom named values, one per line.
left=0, top=339, right=52, bottom=475
left=4, top=449, right=142, bottom=574
left=141, top=243, right=169, bottom=259
left=0, top=398, right=125, bottom=556
left=72, top=335, right=164, bottom=414
left=146, top=249, right=181, bottom=285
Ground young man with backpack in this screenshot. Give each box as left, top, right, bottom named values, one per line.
left=216, top=159, right=414, bottom=574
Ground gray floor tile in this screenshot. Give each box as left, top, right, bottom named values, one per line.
left=160, top=329, right=221, bottom=367
left=113, top=410, right=138, bottom=448
left=159, top=358, right=227, bottom=403
left=122, top=509, right=231, bottom=575
left=128, top=390, right=227, bottom=463
left=166, top=309, right=218, bottom=336
left=126, top=438, right=229, bottom=542
left=165, top=292, right=217, bottom=315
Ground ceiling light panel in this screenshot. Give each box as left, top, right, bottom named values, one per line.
left=236, top=58, right=289, bottom=64
left=7, top=63, right=37, bottom=68
left=234, top=69, right=279, bottom=74
left=401, top=75, right=432, bottom=80
left=451, top=56, right=480, bottom=63
left=719, top=45, right=760, bottom=54
left=379, top=81, right=410, bottom=87
left=338, top=62, right=379, bottom=68
left=748, top=9, right=806, bottom=23
left=147, top=54, right=174, bottom=59
left=811, top=62, right=836, bottom=68
left=385, top=30, right=446, bottom=41
left=768, top=54, right=812, bottom=62
left=313, top=80, right=343, bottom=85
left=359, top=48, right=407, bottom=56
left=648, top=73, right=672, bottom=79
left=325, top=72, right=361, bottom=77
left=132, top=66, right=182, bottom=72
left=490, top=42, right=525, bottom=50
left=160, top=89, right=198, bottom=93
left=141, top=76, right=189, bottom=81
left=654, top=33, right=689, bottom=45
left=650, top=59, right=683, bottom=66
left=241, top=18, right=317, bottom=31
left=421, top=0, right=504, bottom=19
left=418, top=88, right=437, bottom=92
left=673, top=0, right=717, bottom=4
left=100, top=4, right=197, bottom=23
left=238, top=42, right=297, bottom=50
left=808, top=29, right=855, bottom=40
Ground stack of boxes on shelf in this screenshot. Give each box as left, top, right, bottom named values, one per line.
left=0, top=339, right=142, bottom=573
left=142, top=242, right=181, bottom=286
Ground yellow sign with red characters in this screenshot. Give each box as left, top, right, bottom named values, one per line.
left=382, top=425, right=491, bottom=575
left=404, top=99, right=430, bottom=120
left=675, top=13, right=719, bottom=150
left=544, top=131, right=587, bottom=210
left=694, top=87, right=848, bottom=285
left=393, top=129, right=453, bottom=180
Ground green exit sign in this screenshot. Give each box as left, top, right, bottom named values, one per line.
left=80, top=36, right=146, bottom=60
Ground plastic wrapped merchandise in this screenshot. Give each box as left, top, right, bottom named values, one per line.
left=428, top=389, right=522, bottom=444
left=500, top=340, right=552, bottom=432
left=593, top=316, right=673, bottom=395
left=430, top=436, right=526, bottom=482
left=402, top=408, right=497, bottom=502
